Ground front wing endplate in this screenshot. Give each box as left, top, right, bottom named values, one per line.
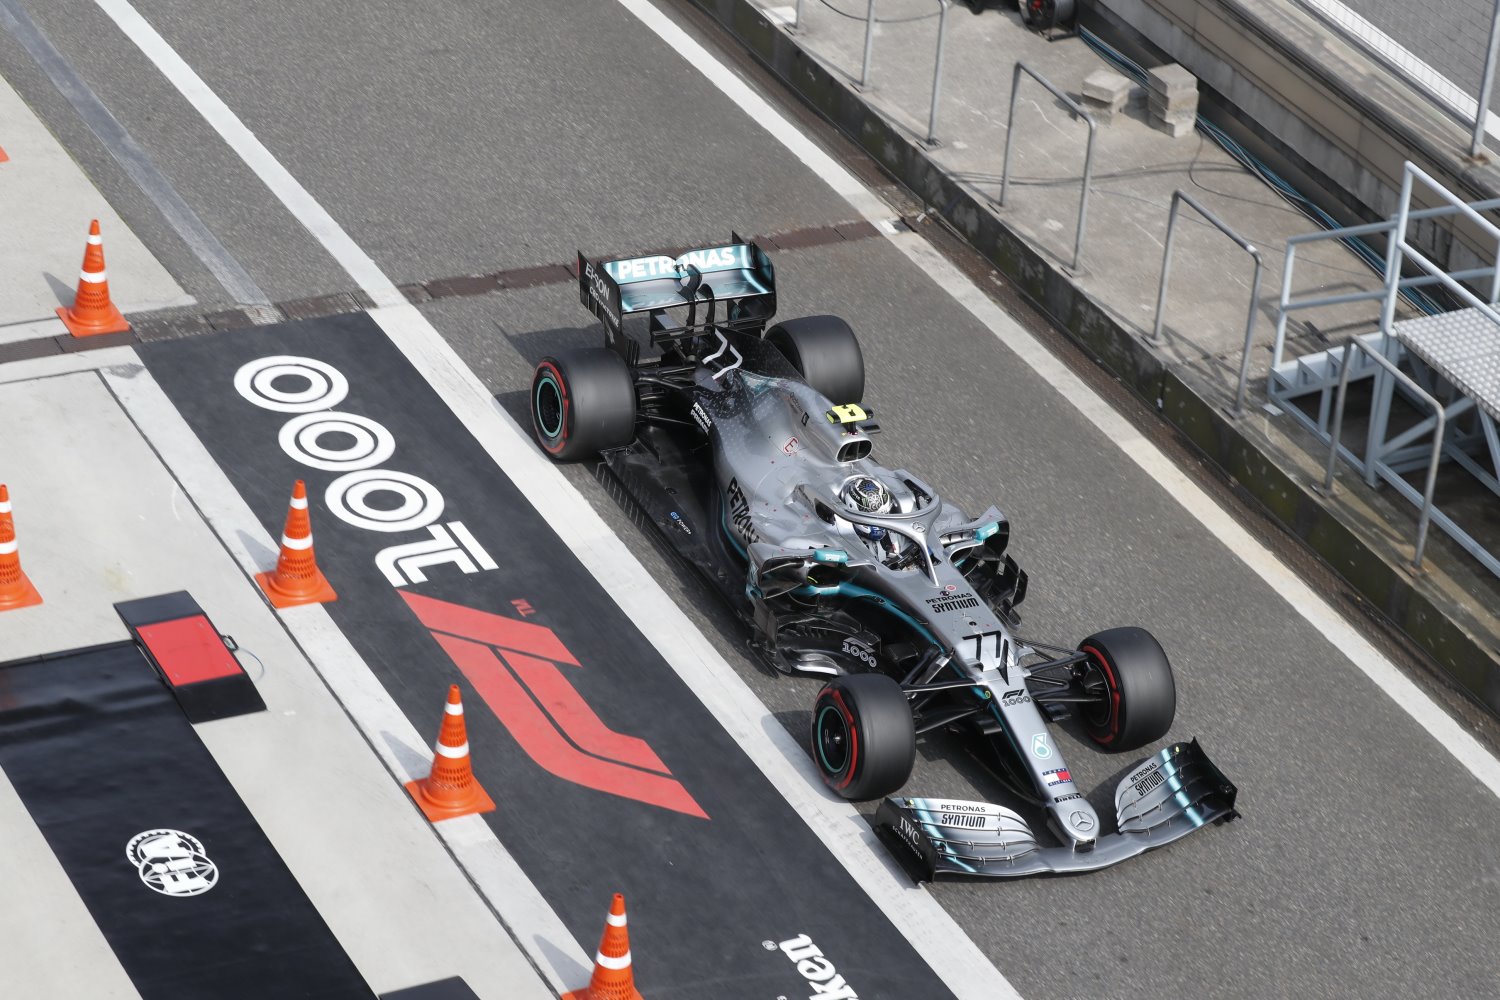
left=874, top=739, right=1239, bottom=880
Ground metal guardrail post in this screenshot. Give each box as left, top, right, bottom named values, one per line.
left=860, top=1, right=876, bottom=89
left=1474, top=0, right=1500, bottom=158
left=1151, top=190, right=1265, bottom=416
left=1271, top=242, right=1298, bottom=370
left=925, top=1, right=949, bottom=146
left=794, top=0, right=806, bottom=29
left=1324, top=339, right=1446, bottom=571
left=998, top=63, right=1097, bottom=271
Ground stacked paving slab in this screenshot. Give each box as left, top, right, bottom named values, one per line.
left=1080, top=69, right=1134, bottom=125
left=1147, top=63, right=1199, bottom=138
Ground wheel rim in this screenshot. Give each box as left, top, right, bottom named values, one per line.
left=534, top=374, right=564, bottom=440
left=815, top=704, right=851, bottom=777
left=1079, top=659, right=1112, bottom=729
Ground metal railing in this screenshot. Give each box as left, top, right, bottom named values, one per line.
left=1269, top=197, right=1500, bottom=371
left=925, top=2, right=950, bottom=146
left=998, top=63, right=1097, bottom=271
left=1382, top=163, right=1500, bottom=334
left=1152, top=190, right=1265, bottom=415
left=1323, top=338, right=1445, bottom=571
left=790, top=1, right=948, bottom=144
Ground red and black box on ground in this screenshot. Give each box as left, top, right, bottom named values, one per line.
left=116, top=591, right=266, bottom=722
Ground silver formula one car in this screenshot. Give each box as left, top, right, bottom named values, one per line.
left=531, top=237, right=1237, bottom=879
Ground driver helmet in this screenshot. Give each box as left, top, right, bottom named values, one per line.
left=841, top=476, right=892, bottom=540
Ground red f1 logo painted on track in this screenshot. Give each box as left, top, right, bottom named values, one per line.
left=401, top=592, right=708, bottom=819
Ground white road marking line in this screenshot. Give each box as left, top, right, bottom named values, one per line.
left=92, top=0, right=402, bottom=307
left=0, top=0, right=266, bottom=306
left=608, top=0, right=1500, bottom=797
left=92, top=2, right=1018, bottom=996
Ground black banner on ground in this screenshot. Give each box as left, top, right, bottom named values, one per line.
left=140, top=315, right=957, bottom=1000
left=0, top=643, right=371, bottom=1000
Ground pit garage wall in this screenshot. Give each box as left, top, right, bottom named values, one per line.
left=1082, top=0, right=1500, bottom=273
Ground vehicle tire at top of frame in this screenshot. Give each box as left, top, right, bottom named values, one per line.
left=1077, top=626, right=1176, bottom=752
left=531, top=349, right=637, bottom=461
left=766, top=315, right=865, bottom=405
left=811, top=672, right=916, bottom=801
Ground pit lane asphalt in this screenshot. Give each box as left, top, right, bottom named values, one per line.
left=7, top=1, right=1500, bottom=997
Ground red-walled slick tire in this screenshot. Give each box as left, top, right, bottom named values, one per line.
left=1077, top=626, right=1176, bottom=752
left=531, top=349, right=636, bottom=461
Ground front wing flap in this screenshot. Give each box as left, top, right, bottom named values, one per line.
left=874, top=739, right=1238, bottom=880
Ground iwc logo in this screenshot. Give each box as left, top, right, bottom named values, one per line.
left=126, top=829, right=218, bottom=897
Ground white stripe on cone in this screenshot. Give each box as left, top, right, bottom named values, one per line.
left=87, top=234, right=102, bottom=245
left=605, top=912, right=627, bottom=927
left=444, top=701, right=464, bottom=715
left=79, top=269, right=108, bottom=283
left=281, top=532, right=313, bottom=550
left=0, top=500, right=11, bottom=513
left=434, top=740, right=469, bottom=758
left=289, top=495, right=308, bottom=509
left=0, top=540, right=17, bottom=555
left=594, top=951, right=631, bottom=970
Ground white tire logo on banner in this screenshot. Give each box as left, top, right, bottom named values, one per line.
left=127, top=829, right=218, bottom=897
left=278, top=412, right=396, bottom=472
left=326, top=469, right=445, bottom=533
left=233, top=356, right=348, bottom=413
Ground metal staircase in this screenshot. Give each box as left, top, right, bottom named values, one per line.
left=1268, top=162, right=1500, bottom=578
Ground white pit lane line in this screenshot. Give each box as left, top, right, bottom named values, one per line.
left=86, top=0, right=1500, bottom=994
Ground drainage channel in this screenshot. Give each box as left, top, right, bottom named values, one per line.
left=0, top=220, right=891, bottom=365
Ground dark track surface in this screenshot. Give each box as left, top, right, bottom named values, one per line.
left=6, top=1, right=1500, bottom=997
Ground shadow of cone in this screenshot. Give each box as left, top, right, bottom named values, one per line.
left=255, top=480, right=337, bottom=608
left=405, top=685, right=496, bottom=821
left=563, top=893, right=645, bottom=1000
left=56, top=219, right=130, bottom=337
left=0, top=485, right=42, bottom=611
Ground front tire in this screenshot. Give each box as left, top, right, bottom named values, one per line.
left=811, top=673, right=915, bottom=800
left=766, top=315, right=865, bottom=404
left=531, top=349, right=636, bottom=461
left=1077, top=626, right=1176, bottom=752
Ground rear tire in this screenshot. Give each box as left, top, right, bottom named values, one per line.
left=767, top=315, right=865, bottom=404
left=1077, top=626, right=1176, bottom=752
left=531, top=349, right=637, bottom=461
left=811, top=673, right=915, bottom=800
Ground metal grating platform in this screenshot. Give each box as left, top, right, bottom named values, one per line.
left=1394, top=306, right=1500, bottom=422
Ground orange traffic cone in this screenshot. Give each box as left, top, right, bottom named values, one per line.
left=255, top=480, right=337, bottom=608
left=562, top=894, right=645, bottom=1000
left=405, top=685, right=496, bottom=821
left=56, top=219, right=131, bottom=337
left=0, top=485, right=42, bottom=611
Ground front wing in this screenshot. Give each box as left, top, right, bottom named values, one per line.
left=874, top=740, right=1238, bottom=880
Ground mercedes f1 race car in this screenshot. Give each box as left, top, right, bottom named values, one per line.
left=530, top=237, right=1238, bottom=878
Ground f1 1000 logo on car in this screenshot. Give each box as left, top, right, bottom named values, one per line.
left=234, top=354, right=704, bottom=819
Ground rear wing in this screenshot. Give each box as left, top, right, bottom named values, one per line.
left=577, top=236, right=776, bottom=345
